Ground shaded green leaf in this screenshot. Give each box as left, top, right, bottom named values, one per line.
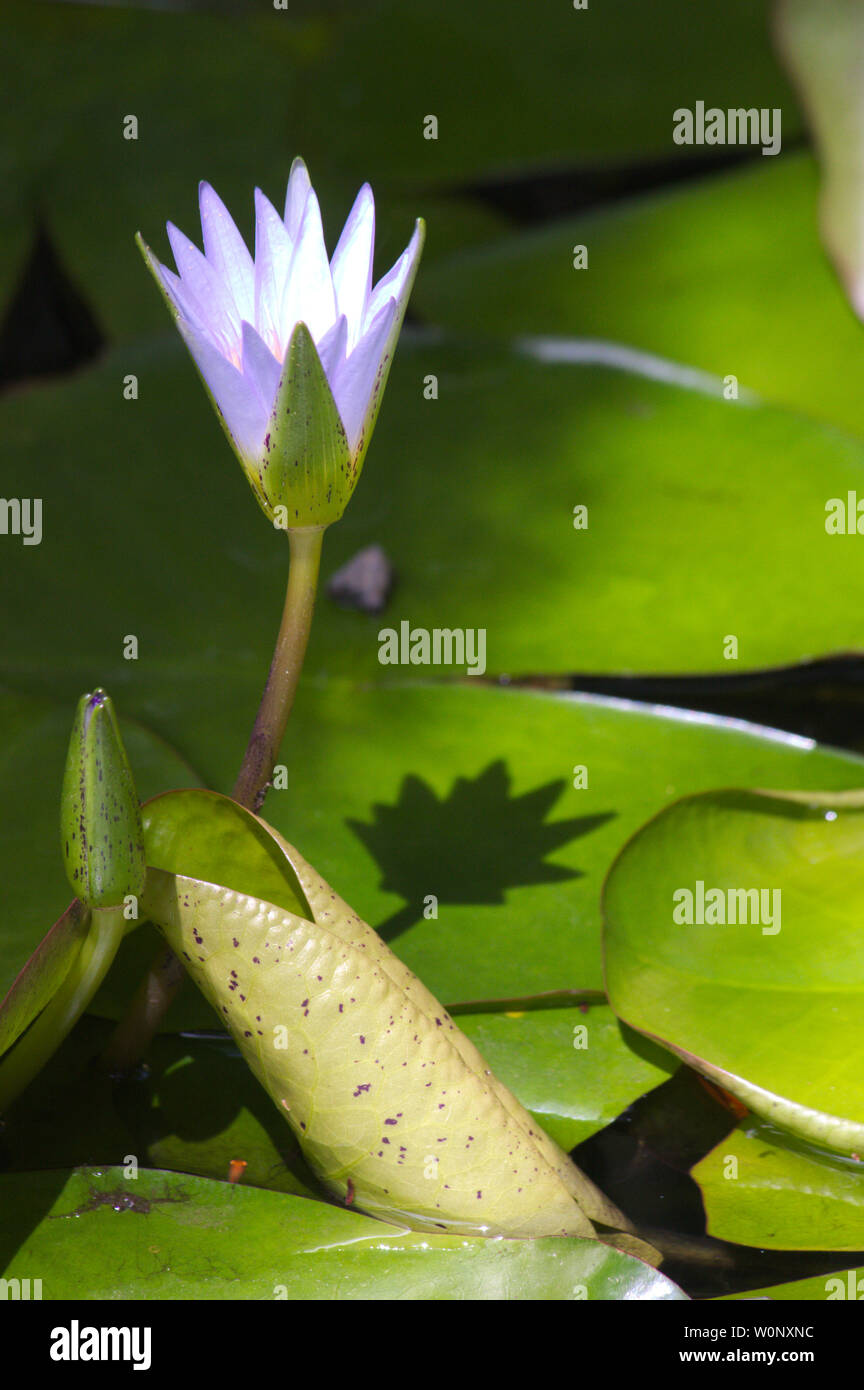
left=0, top=899, right=89, bottom=1058
left=0, top=1166, right=686, bottom=1300
left=458, top=1004, right=674, bottom=1152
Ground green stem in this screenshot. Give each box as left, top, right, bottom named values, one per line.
left=232, top=526, right=324, bottom=813
left=0, top=904, right=126, bottom=1112
left=102, top=526, right=325, bottom=1072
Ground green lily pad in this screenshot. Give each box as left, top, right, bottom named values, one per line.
left=722, top=1265, right=864, bottom=1300
left=9, top=336, right=864, bottom=683
left=604, top=788, right=864, bottom=1155
left=693, top=1121, right=864, bottom=1251
left=458, top=1005, right=674, bottom=1152
left=416, top=154, right=864, bottom=443
left=0, top=1165, right=686, bottom=1300
left=2, top=680, right=860, bottom=1028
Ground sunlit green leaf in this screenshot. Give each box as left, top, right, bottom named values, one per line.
left=604, top=788, right=864, bottom=1154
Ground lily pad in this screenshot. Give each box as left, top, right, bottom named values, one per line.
left=416, top=153, right=864, bottom=442
left=603, top=788, right=864, bottom=1155
left=693, top=1121, right=864, bottom=1251
left=9, top=336, right=864, bottom=685
left=458, top=1005, right=674, bottom=1152
left=0, top=679, right=848, bottom=1029
left=0, top=1165, right=687, bottom=1300
left=722, top=1265, right=864, bottom=1300
left=79, top=685, right=864, bottom=1029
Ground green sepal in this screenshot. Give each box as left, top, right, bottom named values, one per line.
left=60, top=690, right=146, bottom=909
left=258, top=321, right=354, bottom=530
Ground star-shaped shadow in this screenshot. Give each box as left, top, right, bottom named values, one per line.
left=348, top=758, right=615, bottom=942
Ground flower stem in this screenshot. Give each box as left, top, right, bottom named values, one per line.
left=102, top=526, right=325, bottom=1072
left=232, top=526, right=324, bottom=812
left=0, top=905, right=126, bottom=1112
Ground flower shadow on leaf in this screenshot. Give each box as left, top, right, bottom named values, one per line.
left=347, top=758, right=615, bottom=943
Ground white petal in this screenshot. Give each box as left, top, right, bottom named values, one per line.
left=329, top=297, right=397, bottom=455
left=253, top=189, right=293, bottom=358
left=365, top=219, right=424, bottom=333
left=199, top=182, right=255, bottom=326
left=284, top=157, right=311, bottom=242
left=177, top=317, right=268, bottom=462
left=167, top=222, right=241, bottom=359
left=240, top=320, right=281, bottom=414
left=280, top=188, right=338, bottom=343
left=330, top=183, right=375, bottom=352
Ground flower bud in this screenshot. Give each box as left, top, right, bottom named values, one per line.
left=60, top=690, right=146, bottom=908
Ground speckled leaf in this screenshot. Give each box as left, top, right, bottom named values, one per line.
left=0, top=1167, right=686, bottom=1301
left=141, top=788, right=630, bottom=1241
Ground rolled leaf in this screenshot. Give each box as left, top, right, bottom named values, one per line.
left=142, top=789, right=630, bottom=1240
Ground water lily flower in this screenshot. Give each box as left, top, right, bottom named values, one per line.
left=138, top=159, right=424, bottom=529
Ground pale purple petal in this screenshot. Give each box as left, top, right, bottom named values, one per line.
left=253, top=189, right=294, bottom=359
left=199, top=181, right=255, bottom=326
left=365, top=219, right=424, bottom=333
left=177, top=316, right=267, bottom=461
left=240, top=320, right=281, bottom=414
left=316, top=313, right=348, bottom=384
left=284, top=158, right=311, bottom=242
left=167, top=222, right=241, bottom=358
left=281, top=188, right=338, bottom=342
left=329, top=297, right=398, bottom=455
left=153, top=261, right=214, bottom=339
left=330, top=183, right=375, bottom=351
